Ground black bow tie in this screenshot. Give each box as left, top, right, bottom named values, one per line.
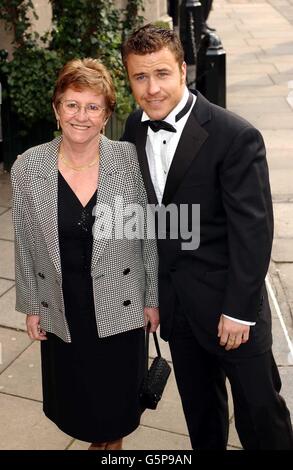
left=143, top=120, right=176, bottom=133
left=143, top=92, right=194, bottom=133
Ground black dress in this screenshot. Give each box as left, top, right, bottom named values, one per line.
left=41, top=172, right=145, bottom=443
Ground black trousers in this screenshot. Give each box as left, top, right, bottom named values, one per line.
left=168, top=308, right=293, bottom=450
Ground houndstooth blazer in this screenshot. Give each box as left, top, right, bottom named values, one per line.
left=11, top=135, right=158, bottom=342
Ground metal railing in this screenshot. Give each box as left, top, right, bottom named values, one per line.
left=169, top=0, right=226, bottom=107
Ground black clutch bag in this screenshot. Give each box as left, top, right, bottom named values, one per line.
left=140, top=324, right=171, bottom=410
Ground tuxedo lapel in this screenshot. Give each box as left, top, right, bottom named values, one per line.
left=135, top=124, right=158, bottom=205
left=162, top=110, right=208, bottom=206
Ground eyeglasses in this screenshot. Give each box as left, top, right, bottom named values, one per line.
left=60, top=100, right=106, bottom=117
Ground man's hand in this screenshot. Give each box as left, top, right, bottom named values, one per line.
left=26, top=314, right=47, bottom=341
left=217, top=314, right=250, bottom=351
left=144, top=307, right=160, bottom=333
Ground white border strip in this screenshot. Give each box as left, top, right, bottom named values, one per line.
left=287, top=80, right=293, bottom=110
left=265, top=275, right=293, bottom=358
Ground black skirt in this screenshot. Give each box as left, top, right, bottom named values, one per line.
left=41, top=172, right=145, bottom=443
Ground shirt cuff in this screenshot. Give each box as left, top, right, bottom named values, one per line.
left=223, top=314, right=256, bottom=326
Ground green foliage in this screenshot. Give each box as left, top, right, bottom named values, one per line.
left=153, top=20, right=171, bottom=30
left=3, top=47, right=63, bottom=123
left=0, top=0, right=144, bottom=127
left=0, top=0, right=37, bottom=45
left=49, top=0, right=138, bottom=120
left=122, top=0, right=144, bottom=40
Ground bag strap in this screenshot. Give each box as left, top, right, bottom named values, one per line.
left=144, top=323, right=161, bottom=375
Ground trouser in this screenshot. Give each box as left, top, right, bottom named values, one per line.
left=168, top=309, right=293, bottom=450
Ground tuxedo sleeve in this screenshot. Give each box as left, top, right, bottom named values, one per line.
left=220, top=126, right=273, bottom=322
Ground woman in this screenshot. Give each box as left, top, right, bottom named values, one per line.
left=11, top=58, right=159, bottom=450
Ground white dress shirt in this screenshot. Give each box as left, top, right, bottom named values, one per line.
left=141, top=86, right=255, bottom=327
left=142, top=87, right=194, bottom=206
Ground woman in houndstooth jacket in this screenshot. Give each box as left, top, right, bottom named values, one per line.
left=11, top=58, right=159, bottom=450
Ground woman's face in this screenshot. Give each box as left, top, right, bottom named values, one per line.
left=54, top=87, right=107, bottom=147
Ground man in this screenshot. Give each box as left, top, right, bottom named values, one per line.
left=121, top=24, right=293, bottom=450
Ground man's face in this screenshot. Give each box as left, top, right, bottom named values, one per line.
left=126, top=47, right=186, bottom=120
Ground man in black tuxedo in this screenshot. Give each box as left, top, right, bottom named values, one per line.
left=121, top=24, right=293, bottom=449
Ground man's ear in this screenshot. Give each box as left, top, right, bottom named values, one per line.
left=181, top=61, right=187, bottom=84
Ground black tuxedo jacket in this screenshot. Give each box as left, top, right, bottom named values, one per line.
left=121, top=92, right=274, bottom=357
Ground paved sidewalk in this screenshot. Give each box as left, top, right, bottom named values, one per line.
left=0, top=0, right=293, bottom=450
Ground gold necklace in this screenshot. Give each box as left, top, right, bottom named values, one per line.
left=59, top=151, right=99, bottom=171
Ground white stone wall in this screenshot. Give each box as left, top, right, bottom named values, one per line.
left=115, top=0, right=171, bottom=25
left=28, top=0, right=52, bottom=39
left=0, top=0, right=52, bottom=57
left=0, top=21, right=14, bottom=59
left=115, top=0, right=127, bottom=9
left=143, top=0, right=168, bottom=23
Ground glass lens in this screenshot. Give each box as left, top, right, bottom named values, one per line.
left=86, top=104, right=104, bottom=115
left=62, top=101, right=79, bottom=114
left=61, top=101, right=105, bottom=116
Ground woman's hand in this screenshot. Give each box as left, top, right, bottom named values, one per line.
left=144, top=307, right=160, bottom=333
left=26, top=314, right=47, bottom=341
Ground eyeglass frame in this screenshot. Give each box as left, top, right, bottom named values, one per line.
left=59, top=99, right=106, bottom=117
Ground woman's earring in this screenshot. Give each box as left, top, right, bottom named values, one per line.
left=102, top=120, right=108, bottom=135
left=57, top=119, right=60, bottom=130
